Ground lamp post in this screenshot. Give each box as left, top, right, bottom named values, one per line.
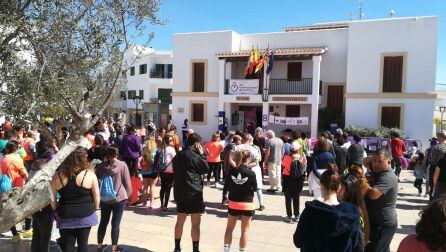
left=132, top=95, right=142, bottom=127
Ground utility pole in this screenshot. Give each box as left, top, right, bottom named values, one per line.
left=358, top=0, right=365, bottom=20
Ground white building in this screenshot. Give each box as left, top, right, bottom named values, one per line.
left=121, top=46, right=173, bottom=128
left=172, top=16, right=438, bottom=146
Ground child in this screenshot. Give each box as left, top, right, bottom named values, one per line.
left=414, top=156, right=424, bottom=196
left=282, top=142, right=307, bottom=222
left=129, top=169, right=144, bottom=206
left=224, top=148, right=257, bottom=252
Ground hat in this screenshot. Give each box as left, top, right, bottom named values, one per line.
left=437, top=131, right=446, bottom=139
left=290, top=142, right=301, bottom=152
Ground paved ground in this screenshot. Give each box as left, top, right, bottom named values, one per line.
left=1, top=170, right=428, bottom=252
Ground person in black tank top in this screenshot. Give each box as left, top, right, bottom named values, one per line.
left=50, top=147, right=99, bottom=252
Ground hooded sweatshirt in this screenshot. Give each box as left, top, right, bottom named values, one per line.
left=95, top=159, right=132, bottom=203
left=122, top=133, right=142, bottom=159
left=294, top=200, right=363, bottom=252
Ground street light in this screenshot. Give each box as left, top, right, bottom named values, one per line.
left=132, top=95, right=142, bottom=127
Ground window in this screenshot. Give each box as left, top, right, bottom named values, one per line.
left=382, top=56, right=404, bottom=92
left=139, top=64, right=147, bottom=75
left=192, top=62, right=205, bottom=92
left=190, top=102, right=206, bottom=123
left=381, top=106, right=402, bottom=129
left=127, top=90, right=136, bottom=99
left=158, top=88, right=172, bottom=104
left=286, top=105, right=301, bottom=117
left=287, top=62, right=302, bottom=81
left=120, top=91, right=127, bottom=100
left=130, top=66, right=135, bottom=76
left=138, top=90, right=144, bottom=99
left=167, top=64, right=173, bottom=78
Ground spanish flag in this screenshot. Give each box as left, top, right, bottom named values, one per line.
left=248, top=47, right=260, bottom=75
left=255, top=49, right=269, bottom=73
left=244, top=47, right=254, bottom=76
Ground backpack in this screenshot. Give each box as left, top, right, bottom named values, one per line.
left=99, top=175, right=120, bottom=202
left=158, top=149, right=172, bottom=172
left=289, top=159, right=305, bottom=179
left=0, top=174, right=12, bottom=194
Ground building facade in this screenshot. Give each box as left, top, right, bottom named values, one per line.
left=171, top=17, right=438, bottom=145
left=121, top=46, right=173, bottom=129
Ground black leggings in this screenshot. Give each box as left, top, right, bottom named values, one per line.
left=11, top=217, right=32, bottom=235
left=285, top=192, right=300, bottom=217
left=207, top=162, right=221, bottom=183
left=31, top=211, right=53, bottom=252
left=124, top=157, right=139, bottom=175
left=59, top=227, right=91, bottom=252
left=160, top=173, right=174, bottom=208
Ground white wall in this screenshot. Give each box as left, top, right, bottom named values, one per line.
left=173, top=31, right=240, bottom=93
left=345, top=99, right=435, bottom=149
left=346, top=17, right=438, bottom=93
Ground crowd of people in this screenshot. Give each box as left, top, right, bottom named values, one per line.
left=1, top=118, right=446, bottom=252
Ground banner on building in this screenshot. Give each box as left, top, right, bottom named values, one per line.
left=228, top=79, right=259, bottom=95
left=267, top=115, right=309, bottom=126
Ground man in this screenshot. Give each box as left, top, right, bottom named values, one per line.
left=264, top=130, right=284, bottom=192
left=182, top=128, right=194, bottom=150
left=390, top=132, right=406, bottom=182
left=364, top=148, right=398, bottom=252
left=172, top=133, right=208, bottom=252
left=428, top=132, right=446, bottom=199
left=348, top=134, right=365, bottom=167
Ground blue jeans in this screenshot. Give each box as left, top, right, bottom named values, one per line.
left=97, top=200, right=126, bottom=245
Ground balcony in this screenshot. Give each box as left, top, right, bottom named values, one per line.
left=149, top=70, right=172, bottom=79
left=224, top=78, right=313, bottom=95
left=147, top=98, right=172, bottom=104
left=269, top=78, right=312, bottom=95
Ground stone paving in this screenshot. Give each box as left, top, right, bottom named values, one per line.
left=0, top=170, right=428, bottom=251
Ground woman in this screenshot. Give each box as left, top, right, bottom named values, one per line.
left=224, top=148, right=257, bottom=252
left=433, top=154, right=446, bottom=199
left=50, top=147, right=100, bottom=252
left=87, top=135, right=108, bottom=161
left=247, top=134, right=265, bottom=211
left=397, top=199, right=446, bottom=252
left=1, top=141, right=30, bottom=242
left=308, top=137, right=336, bottom=200
left=334, top=136, right=349, bottom=175
left=294, top=167, right=363, bottom=251
left=301, top=133, right=311, bottom=159
left=96, top=147, right=132, bottom=252
left=204, top=133, right=224, bottom=186
left=181, top=119, right=189, bottom=142
left=339, top=174, right=370, bottom=251
left=348, top=165, right=370, bottom=197
left=253, top=127, right=266, bottom=179
left=140, top=137, right=159, bottom=208
left=122, top=126, right=142, bottom=175
left=281, top=142, right=307, bottom=222
left=159, top=135, right=176, bottom=212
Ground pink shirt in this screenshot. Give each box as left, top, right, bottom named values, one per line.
left=397, top=234, right=439, bottom=252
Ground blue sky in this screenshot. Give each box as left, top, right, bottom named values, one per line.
left=142, top=0, right=445, bottom=84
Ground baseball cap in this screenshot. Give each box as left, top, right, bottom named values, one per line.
left=437, top=131, right=446, bottom=139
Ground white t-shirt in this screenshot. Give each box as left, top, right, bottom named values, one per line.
left=163, top=146, right=176, bottom=173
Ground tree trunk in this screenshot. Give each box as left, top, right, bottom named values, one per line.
left=0, top=137, right=89, bottom=232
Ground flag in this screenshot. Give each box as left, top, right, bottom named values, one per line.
left=243, top=47, right=254, bottom=76
left=266, top=50, right=275, bottom=75
left=248, top=47, right=260, bottom=74
left=255, top=49, right=269, bottom=73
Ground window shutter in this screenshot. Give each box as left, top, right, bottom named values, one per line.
left=381, top=106, right=401, bottom=128
left=383, top=56, right=403, bottom=92
left=139, top=64, right=147, bottom=74
left=139, top=90, right=144, bottom=99
left=287, top=62, right=302, bottom=81
left=192, top=103, right=204, bottom=122
left=286, top=105, right=301, bottom=117
left=130, top=67, right=135, bottom=76
left=193, top=63, right=205, bottom=92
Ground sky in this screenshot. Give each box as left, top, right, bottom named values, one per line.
left=140, top=0, right=445, bottom=84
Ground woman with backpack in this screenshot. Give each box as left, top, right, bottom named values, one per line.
left=159, top=135, right=176, bottom=212
left=95, top=147, right=132, bottom=252
left=281, top=142, right=307, bottom=223
left=1, top=140, right=31, bottom=242
left=50, top=147, right=100, bottom=252
left=140, top=137, right=159, bottom=208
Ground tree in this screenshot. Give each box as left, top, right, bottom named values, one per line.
left=0, top=0, right=164, bottom=232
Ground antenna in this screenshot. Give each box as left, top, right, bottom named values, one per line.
left=358, top=0, right=365, bottom=20
left=389, top=9, right=395, bottom=18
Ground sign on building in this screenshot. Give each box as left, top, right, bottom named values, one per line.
left=229, top=79, right=259, bottom=95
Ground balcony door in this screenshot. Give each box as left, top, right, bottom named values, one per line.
left=327, top=85, right=344, bottom=114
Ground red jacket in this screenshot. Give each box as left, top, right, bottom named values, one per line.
left=391, top=138, right=406, bottom=158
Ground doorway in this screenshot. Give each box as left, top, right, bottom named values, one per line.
left=239, top=105, right=262, bottom=134
left=327, top=85, right=344, bottom=114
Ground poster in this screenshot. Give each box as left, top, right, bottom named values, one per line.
left=274, top=117, right=280, bottom=124
left=360, top=139, right=368, bottom=148
left=228, top=79, right=259, bottom=95
left=269, top=115, right=275, bottom=123
left=291, top=118, right=298, bottom=125
left=267, top=115, right=309, bottom=126
left=286, top=118, right=292, bottom=125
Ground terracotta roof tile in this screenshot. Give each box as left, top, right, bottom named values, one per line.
left=216, top=47, right=328, bottom=58
left=284, top=23, right=349, bottom=32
